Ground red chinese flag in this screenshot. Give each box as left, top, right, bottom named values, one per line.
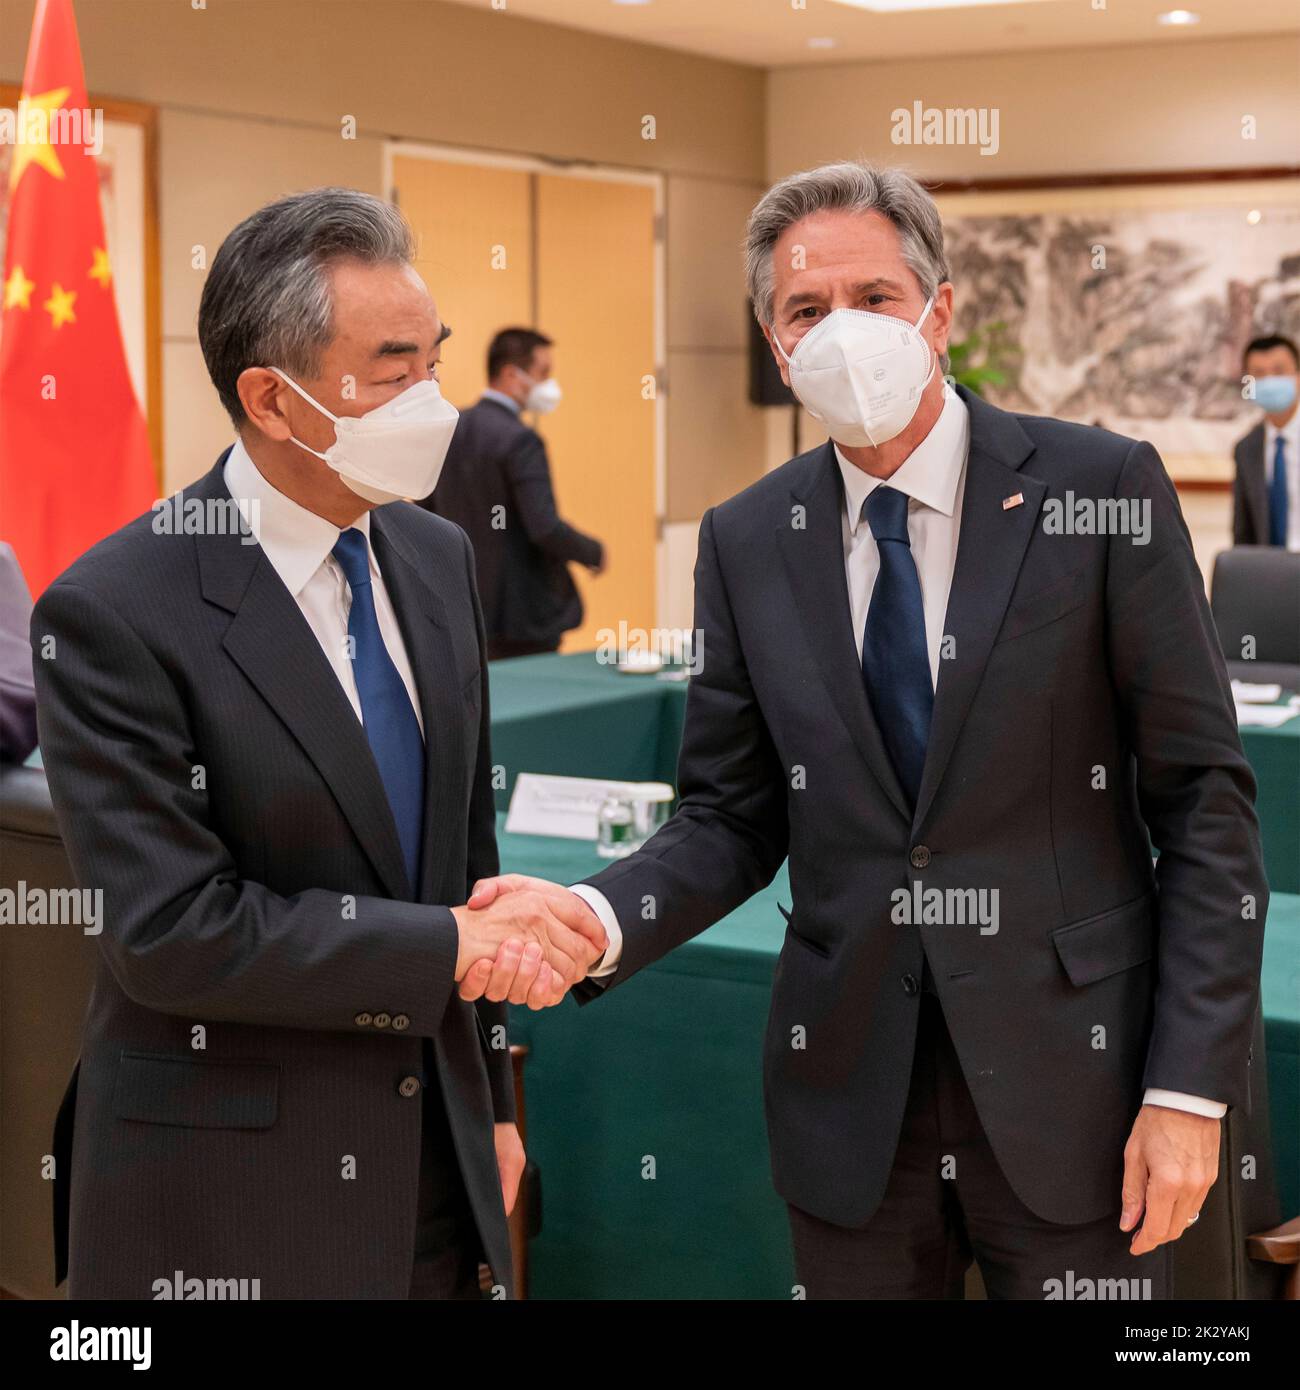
left=0, top=0, right=155, bottom=596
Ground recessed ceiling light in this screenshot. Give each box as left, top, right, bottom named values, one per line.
left=1157, top=10, right=1201, bottom=24
left=1246, top=209, right=1262, bottom=225
left=808, top=37, right=839, bottom=49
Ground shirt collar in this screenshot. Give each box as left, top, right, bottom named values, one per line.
left=482, top=387, right=521, bottom=415
left=834, top=385, right=970, bottom=535
left=1264, top=411, right=1300, bottom=446
left=223, top=436, right=372, bottom=598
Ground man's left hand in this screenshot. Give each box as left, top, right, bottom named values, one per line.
left=1120, top=1104, right=1220, bottom=1255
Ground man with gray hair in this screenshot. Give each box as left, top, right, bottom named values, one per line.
left=468, top=161, right=1266, bottom=1299
left=32, top=187, right=606, bottom=1299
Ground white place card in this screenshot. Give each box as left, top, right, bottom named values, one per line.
left=505, top=772, right=652, bottom=840
left=1231, top=680, right=1284, bottom=704
left=1235, top=704, right=1300, bottom=728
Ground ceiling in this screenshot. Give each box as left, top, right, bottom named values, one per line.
left=439, top=0, right=1300, bottom=67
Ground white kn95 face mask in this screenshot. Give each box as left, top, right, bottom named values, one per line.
left=773, top=297, right=937, bottom=448
left=269, top=367, right=460, bottom=504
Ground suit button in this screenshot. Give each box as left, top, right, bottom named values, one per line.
left=374, top=1012, right=392, bottom=1029
left=398, top=1076, right=421, bottom=1098
left=354, top=1012, right=373, bottom=1027
left=910, top=845, right=931, bottom=869
left=392, top=1014, right=410, bottom=1031
left=902, top=973, right=920, bottom=996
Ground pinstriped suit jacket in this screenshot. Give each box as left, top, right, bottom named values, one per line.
left=32, top=451, right=513, bottom=1299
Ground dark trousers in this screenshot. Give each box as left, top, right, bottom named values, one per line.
left=789, top=992, right=1171, bottom=1300
left=408, top=1043, right=485, bottom=1301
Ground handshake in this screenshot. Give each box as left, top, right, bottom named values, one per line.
left=451, top=875, right=609, bottom=1009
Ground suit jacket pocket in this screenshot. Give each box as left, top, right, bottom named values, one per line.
left=995, top=567, right=1087, bottom=646
left=778, top=902, right=830, bottom=959
left=113, top=1051, right=280, bottom=1130
left=1051, top=893, right=1155, bottom=986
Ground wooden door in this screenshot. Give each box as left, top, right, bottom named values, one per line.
left=535, top=173, right=657, bottom=651
left=391, top=154, right=659, bottom=649
left=391, top=155, right=533, bottom=414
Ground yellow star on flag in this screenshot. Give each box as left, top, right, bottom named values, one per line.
left=4, top=265, right=36, bottom=311
left=88, top=247, right=112, bottom=288
left=43, top=282, right=77, bottom=329
left=7, top=86, right=72, bottom=192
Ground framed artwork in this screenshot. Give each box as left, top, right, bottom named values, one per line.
left=0, top=85, right=161, bottom=473
left=930, top=170, right=1300, bottom=483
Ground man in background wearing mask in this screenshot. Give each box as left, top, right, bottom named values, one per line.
left=31, top=188, right=606, bottom=1300
left=467, top=162, right=1266, bottom=1300
left=425, top=327, right=604, bottom=660
left=1233, top=334, right=1300, bottom=548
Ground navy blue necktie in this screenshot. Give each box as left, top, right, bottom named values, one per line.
left=1269, top=434, right=1289, bottom=548
left=861, top=486, right=933, bottom=809
left=332, top=528, right=425, bottom=892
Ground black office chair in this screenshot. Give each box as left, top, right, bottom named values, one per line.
left=1210, top=546, right=1300, bottom=690
left=0, top=764, right=94, bottom=1300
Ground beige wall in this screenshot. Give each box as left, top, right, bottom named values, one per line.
left=3, top=4, right=1288, bottom=605
left=0, top=0, right=768, bottom=516
left=768, top=33, right=1300, bottom=180
left=761, top=32, right=1296, bottom=577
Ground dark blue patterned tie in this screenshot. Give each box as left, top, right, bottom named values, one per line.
left=1269, top=434, right=1288, bottom=547
left=861, top=486, right=933, bottom=809
left=332, top=528, right=425, bottom=893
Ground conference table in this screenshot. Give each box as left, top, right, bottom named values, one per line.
left=489, top=652, right=1300, bottom=1299
left=490, top=652, right=1300, bottom=892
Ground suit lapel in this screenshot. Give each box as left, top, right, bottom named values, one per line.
left=911, top=389, right=1042, bottom=830
left=776, top=444, right=911, bottom=821
left=370, top=506, right=470, bottom=904
left=192, top=457, right=411, bottom=900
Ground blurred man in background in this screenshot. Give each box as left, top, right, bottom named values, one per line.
left=425, top=328, right=604, bottom=660
left=1233, top=334, right=1300, bottom=549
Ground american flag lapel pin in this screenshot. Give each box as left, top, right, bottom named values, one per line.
left=1002, top=492, right=1024, bottom=510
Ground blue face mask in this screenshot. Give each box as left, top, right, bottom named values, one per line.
left=1254, top=375, right=1298, bottom=413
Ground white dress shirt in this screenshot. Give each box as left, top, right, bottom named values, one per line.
left=837, top=385, right=967, bottom=685
left=1263, top=410, right=1300, bottom=550
left=223, top=437, right=423, bottom=734
left=574, top=391, right=1224, bottom=1118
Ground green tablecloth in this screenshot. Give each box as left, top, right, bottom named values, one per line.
left=499, top=811, right=1300, bottom=1299
left=487, top=652, right=687, bottom=813
left=500, top=820, right=792, bottom=1300
left=1260, top=900, right=1300, bottom=1219
left=1240, top=712, right=1300, bottom=894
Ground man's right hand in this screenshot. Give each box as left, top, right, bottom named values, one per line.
left=451, top=887, right=606, bottom=1009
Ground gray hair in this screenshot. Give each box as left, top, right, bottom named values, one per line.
left=199, top=187, right=415, bottom=426
left=744, top=161, right=950, bottom=327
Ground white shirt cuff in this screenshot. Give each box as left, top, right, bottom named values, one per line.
left=569, top=884, right=623, bottom=977
left=1142, top=1088, right=1227, bottom=1119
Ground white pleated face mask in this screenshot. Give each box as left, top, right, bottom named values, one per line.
left=269, top=368, right=460, bottom=505
left=774, top=297, right=936, bottom=448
